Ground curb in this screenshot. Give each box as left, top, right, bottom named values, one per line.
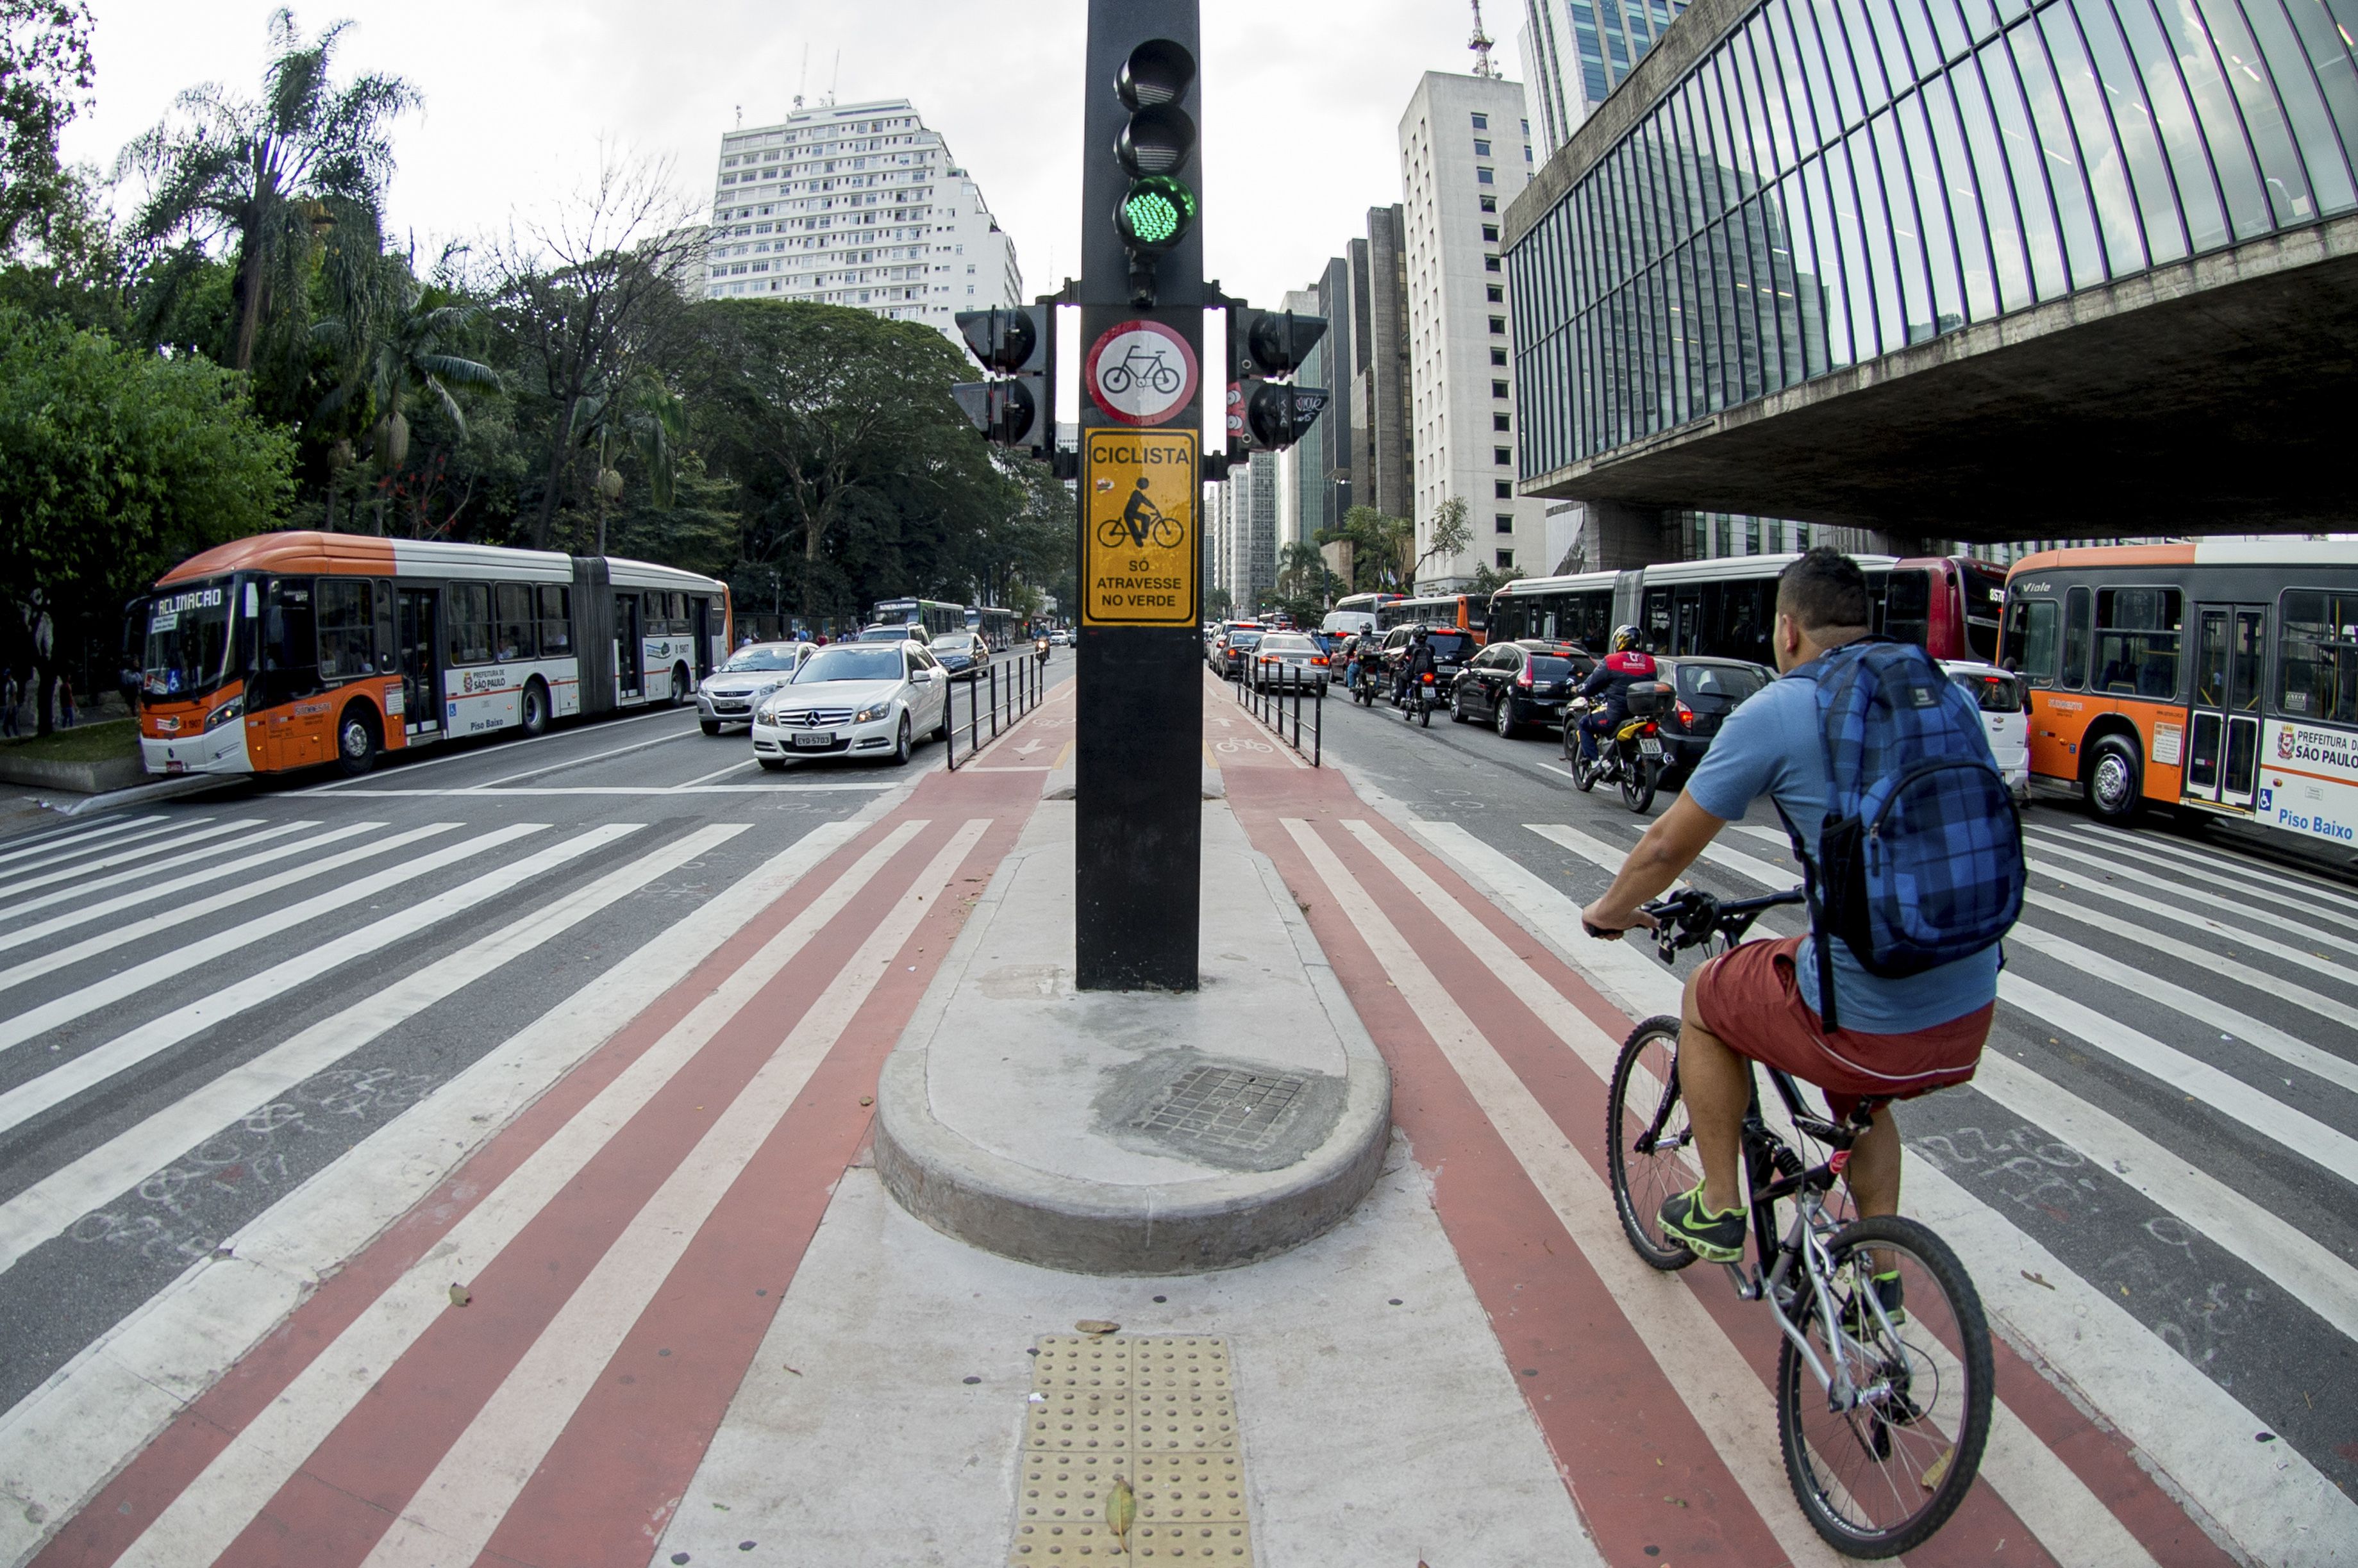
left=0, top=753, right=145, bottom=795
left=874, top=811, right=1391, bottom=1276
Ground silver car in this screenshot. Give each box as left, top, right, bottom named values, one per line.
left=750, top=640, right=952, bottom=769
left=698, top=642, right=813, bottom=735
left=1248, top=631, right=1332, bottom=689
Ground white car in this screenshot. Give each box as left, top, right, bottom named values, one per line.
left=1941, top=659, right=2030, bottom=802
left=751, top=640, right=951, bottom=769
left=697, top=642, right=813, bottom=735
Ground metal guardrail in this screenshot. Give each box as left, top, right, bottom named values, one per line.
left=943, top=650, right=1048, bottom=770
left=1233, top=663, right=1323, bottom=767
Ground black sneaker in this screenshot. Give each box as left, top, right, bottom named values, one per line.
left=1657, top=1183, right=1746, bottom=1264
left=1841, top=1271, right=1908, bottom=1338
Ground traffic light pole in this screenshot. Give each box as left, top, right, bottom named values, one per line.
left=1074, top=0, right=1205, bottom=992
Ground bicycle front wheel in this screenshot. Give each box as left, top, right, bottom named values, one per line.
left=1777, top=1214, right=1993, bottom=1558
left=1605, top=1015, right=1699, bottom=1270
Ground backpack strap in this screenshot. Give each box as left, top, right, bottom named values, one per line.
left=1769, top=796, right=1843, bottom=1035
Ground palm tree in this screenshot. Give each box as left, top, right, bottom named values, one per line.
left=119, top=8, right=417, bottom=372
left=314, top=268, right=501, bottom=534
left=570, top=371, right=683, bottom=555
left=1276, top=540, right=1327, bottom=601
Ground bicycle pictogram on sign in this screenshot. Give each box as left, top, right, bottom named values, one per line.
left=1096, top=478, right=1185, bottom=551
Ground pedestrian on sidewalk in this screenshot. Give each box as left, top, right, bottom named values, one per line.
left=56, top=675, right=76, bottom=729
left=1, top=668, right=19, bottom=738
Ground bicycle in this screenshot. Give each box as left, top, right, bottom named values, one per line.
left=1601, top=885, right=1993, bottom=1558
left=1094, top=513, right=1184, bottom=551
left=1098, top=346, right=1182, bottom=398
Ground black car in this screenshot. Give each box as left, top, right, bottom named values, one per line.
left=1376, top=624, right=1478, bottom=697
left=1450, top=640, right=1595, bottom=737
left=1582, top=655, right=1773, bottom=784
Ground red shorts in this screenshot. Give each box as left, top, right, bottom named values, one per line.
left=1691, top=935, right=1992, bottom=1121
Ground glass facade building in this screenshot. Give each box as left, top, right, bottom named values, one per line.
left=1507, top=0, right=2358, bottom=482
left=1525, top=1, right=1697, bottom=154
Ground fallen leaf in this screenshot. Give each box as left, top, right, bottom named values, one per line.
left=447, top=1283, right=472, bottom=1307
left=1107, top=1477, right=1135, bottom=1544
left=783, top=1365, right=803, bottom=1376
left=1075, top=1319, right=1120, bottom=1335
left=858, top=1096, right=874, bottom=1107
left=1920, top=1447, right=1953, bottom=1491
left=2019, top=1270, right=2054, bottom=1290
left=1662, top=1495, right=1688, bottom=1508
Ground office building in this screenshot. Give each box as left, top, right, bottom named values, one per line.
left=699, top=97, right=1021, bottom=342
left=1401, top=70, right=1553, bottom=590
left=1354, top=208, right=1416, bottom=524
left=1290, top=257, right=1357, bottom=551
left=1212, top=451, right=1280, bottom=613
left=1516, top=1, right=1694, bottom=159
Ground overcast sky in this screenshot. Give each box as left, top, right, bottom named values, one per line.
left=63, top=0, right=1512, bottom=306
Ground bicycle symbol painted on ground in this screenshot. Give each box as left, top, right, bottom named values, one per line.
left=1097, top=344, right=1183, bottom=399
left=1095, top=478, right=1185, bottom=551
left=1213, top=738, right=1273, bottom=753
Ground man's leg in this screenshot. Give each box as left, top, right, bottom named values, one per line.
left=1844, top=1106, right=1900, bottom=1219
left=1677, top=965, right=1752, bottom=1219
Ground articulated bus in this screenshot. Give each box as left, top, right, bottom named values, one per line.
left=2004, top=542, right=2358, bottom=851
left=1487, top=553, right=2005, bottom=664
left=137, top=532, right=730, bottom=779
left=1376, top=593, right=1489, bottom=641
left=967, top=605, right=1016, bottom=651
left=873, top=597, right=967, bottom=638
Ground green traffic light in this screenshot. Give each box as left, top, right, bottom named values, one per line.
left=1117, top=175, right=1196, bottom=253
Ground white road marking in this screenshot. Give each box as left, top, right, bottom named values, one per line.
left=470, top=722, right=709, bottom=789
left=0, top=822, right=437, bottom=990
left=0, top=825, right=748, bottom=1278
left=1339, top=821, right=2147, bottom=1563
left=0, top=825, right=633, bottom=1138
left=2028, top=857, right=2358, bottom=988
left=2033, top=837, right=2358, bottom=960
left=0, top=817, right=185, bottom=878
left=297, top=704, right=699, bottom=793
left=0, top=818, right=876, bottom=1567
left=359, top=824, right=987, bottom=1567
left=1284, top=818, right=1836, bottom=1568
left=670, top=758, right=759, bottom=788
left=2028, top=824, right=2358, bottom=934
left=315, top=783, right=903, bottom=796
left=1414, top=817, right=2357, bottom=1565
left=0, top=813, right=167, bottom=865
left=2066, top=820, right=2358, bottom=913
left=106, top=819, right=947, bottom=1568
left=3, top=819, right=264, bottom=898
left=0, top=820, right=322, bottom=925
left=0, top=822, right=466, bottom=1035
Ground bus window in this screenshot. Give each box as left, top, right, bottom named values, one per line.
left=263, top=578, right=319, bottom=689
left=2062, top=587, right=2091, bottom=690
left=2091, top=588, right=2182, bottom=699
left=2010, top=598, right=2060, bottom=684
left=2278, top=590, right=2358, bottom=722
left=1643, top=587, right=1671, bottom=650
left=538, top=585, right=572, bottom=655
left=1962, top=562, right=2005, bottom=660
left=1884, top=569, right=1932, bottom=649
left=315, top=580, right=374, bottom=682
left=448, top=584, right=493, bottom=665
left=494, top=584, right=537, bottom=662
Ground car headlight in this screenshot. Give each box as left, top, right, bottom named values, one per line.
left=205, top=696, right=244, bottom=731
left=852, top=703, right=888, bottom=724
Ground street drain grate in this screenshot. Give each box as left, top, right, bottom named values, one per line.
left=1011, top=1336, right=1253, bottom=1564
left=1130, top=1067, right=1307, bottom=1156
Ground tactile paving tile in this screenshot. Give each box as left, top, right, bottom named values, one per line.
left=1010, top=1337, right=1253, bottom=1565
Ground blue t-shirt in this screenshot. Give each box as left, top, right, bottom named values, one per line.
left=1684, top=673, right=2002, bottom=1033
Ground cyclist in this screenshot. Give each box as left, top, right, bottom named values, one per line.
left=1392, top=626, right=1437, bottom=706
left=1572, top=625, right=1657, bottom=765
left=1578, top=549, right=2000, bottom=1283
left=1121, top=478, right=1164, bottom=546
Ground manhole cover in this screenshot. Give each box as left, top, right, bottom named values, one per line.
left=1130, top=1067, right=1308, bottom=1155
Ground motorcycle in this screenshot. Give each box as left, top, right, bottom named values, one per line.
left=1403, top=671, right=1437, bottom=728
left=1351, top=654, right=1382, bottom=706
left=1564, top=697, right=1664, bottom=813
left=1035, top=637, right=1051, bottom=666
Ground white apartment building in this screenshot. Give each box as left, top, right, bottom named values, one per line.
left=1400, top=71, right=1548, bottom=592
left=1208, top=454, right=1278, bottom=613
left=699, top=97, right=1021, bottom=344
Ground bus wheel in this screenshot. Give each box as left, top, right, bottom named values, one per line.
left=519, top=679, right=551, bottom=738
left=669, top=665, right=690, bottom=706
left=2086, top=735, right=2143, bottom=823
left=334, top=703, right=380, bottom=777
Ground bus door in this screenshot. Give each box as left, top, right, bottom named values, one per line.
left=616, top=594, right=644, bottom=701
left=693, top=597, right=714, bottom=680
left=397, top=588, right=441, bottom=740
left=2187, top=604, right=2266, bottom=810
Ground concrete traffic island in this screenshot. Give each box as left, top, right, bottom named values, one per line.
left=874, top=799, right=1391, bottom=1274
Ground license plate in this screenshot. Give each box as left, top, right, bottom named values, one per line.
left=792, top=731, right=835, bottom=749
left=1637, top=738, right=1662, bottom=756
left=165, top=759, right=186, bottom=774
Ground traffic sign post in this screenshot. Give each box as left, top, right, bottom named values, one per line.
left=1076, top=0, right=1205, bottom=992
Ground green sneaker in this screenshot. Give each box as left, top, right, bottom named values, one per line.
left=1657, top=1183, right=1747, bottom=1264
left=1841, top=1271, right=1908, bottom=1338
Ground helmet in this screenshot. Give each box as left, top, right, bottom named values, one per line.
left=1412, top=625, right=1430, bottom=641
left=1612, top=624, right=1642, bottom=653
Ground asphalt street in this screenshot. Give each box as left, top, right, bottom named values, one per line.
left=1294, top=669, right=2358, bottom=1508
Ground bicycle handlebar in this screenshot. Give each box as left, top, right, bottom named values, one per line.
left=1635, top=885, right=1806, bottom=962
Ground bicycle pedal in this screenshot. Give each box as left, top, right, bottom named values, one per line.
left=1721, top=1264, right=1758, bottom=1300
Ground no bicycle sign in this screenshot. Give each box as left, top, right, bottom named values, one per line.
left=1082, top=428, right=1198, bottom=627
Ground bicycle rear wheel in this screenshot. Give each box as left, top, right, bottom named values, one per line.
left=1605, top=1015, right=1700, bottom=1270
left=1776, top=1214, right=1993, bottom=1558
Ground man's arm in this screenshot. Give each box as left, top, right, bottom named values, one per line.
left=1580, top=792, right=1730, bottom=937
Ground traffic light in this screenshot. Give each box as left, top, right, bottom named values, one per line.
left=1111, top=40, right=1198, bottom=306
left=953, top=304, right=1054, bottom=458
left=1226, top=307, right=1330, bottom=454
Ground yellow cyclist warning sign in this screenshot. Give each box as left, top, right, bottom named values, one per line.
left=1083, top=427, right=1198, bottom=626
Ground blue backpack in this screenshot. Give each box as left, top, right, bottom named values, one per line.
left=1778, top=638, right=2025, bottom=1032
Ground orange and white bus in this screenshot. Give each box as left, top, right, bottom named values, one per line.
left=2003, top=541, right=2358, bottom=849
left=1376, top=592, right=1489, bottom=642
left=137, top=532, right=731, bottom=778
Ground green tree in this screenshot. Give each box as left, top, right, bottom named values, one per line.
left=1318, top=505, right=1414, bottom=594
left=314, top=265, right=501, bottom=534
left=0, top=0, right=92, bottom=255
left=1416, top=495, right=1474, bottom=587
left=119, top=8, right=417, bottom=374
left=0, top=304, right=294, bottom=731
left=570, top=369, right=681, bottom=555
left=1205, top=585, right=1234, bottom=621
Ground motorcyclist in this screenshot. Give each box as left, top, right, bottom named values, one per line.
left=1574, top=625, right=1659, bottom=763
left=1394, top=626, right=1438, bottom=707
